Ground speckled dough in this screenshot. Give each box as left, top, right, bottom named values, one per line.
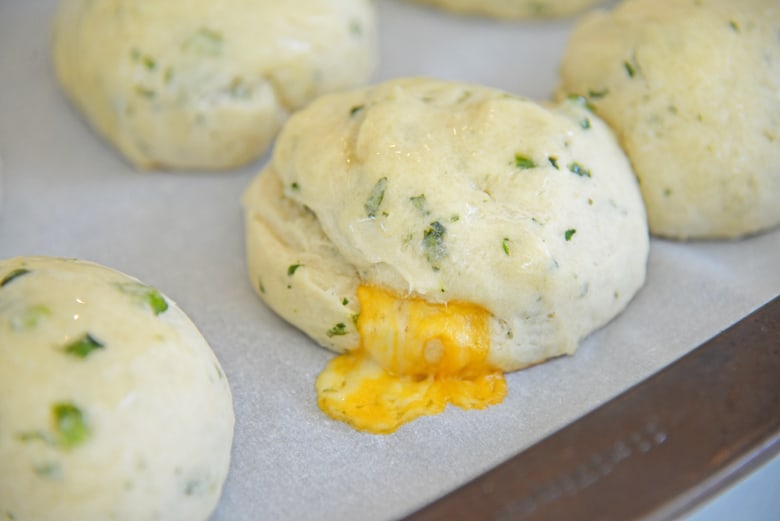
left=0, top=257, right=234, bottom=521
left=243, top=78, right=649, bottom=371
left=408, top=0, right=605, bottom=18
left=52, top=0, right=377, bottom=170
left=558, top=0, right=780, bottom=239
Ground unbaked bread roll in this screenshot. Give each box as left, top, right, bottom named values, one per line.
left=52, top=0, right=377, bottom=170
left=408, top=0, right=604, bottom=18
left=558, top=0, right=780, bottom=239
left=0, top=256, right=234, bottom=521
left=243, top=78, right=648, bottom=432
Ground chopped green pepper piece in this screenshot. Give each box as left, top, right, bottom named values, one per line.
left=624, top=61, right=636, bottom=78
left=568, top=162, right=592, bottom=178
left=184, top=479, right=205, bottom=496
left=1, top=268, right=30, bottom=287
left=567, top=94, right=596, bottom=112
left=349, top=105, right=364, bottom=117
left=287, top=264, right=302, bottom=276
left=146, top=291, right=167, bottom=315
left=364, top=177, right=388, bottom=218
left=409, top=194, right=429, bottom=214
left=565, top=229, right=577, bottom=241
left=514, top=154, right=536, bottom=169
left=229, top=77, right=251, bottom=99
left=117, top=282, right=168, bottom=315
left=422, top=221, right=448, bottom=271
left=64, top=333, right=104, bottom=359
left=52, top=402, right=90, bottom=449
left=502, top=238, right=510, bottom=255
left=588, top=88, right=609, bottom=99
left=130, top=48, right=156, bottom=70
left=548, top=156, right=560, bottom=170
left=326, top=322, right=348, bottom=337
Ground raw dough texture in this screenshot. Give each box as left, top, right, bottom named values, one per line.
left=243, top=77, right=649, bottom=371
left=0, top=256, right=234, bottom=521
left=558, top=0, right=780, bottom=239
left=52, top=0, right=377, bottom=170
left=408, top=0, right=604, bottom=18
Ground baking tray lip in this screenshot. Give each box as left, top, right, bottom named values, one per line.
left=404, top=295, right=780, bottom=521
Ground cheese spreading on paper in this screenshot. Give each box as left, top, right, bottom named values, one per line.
left=316, top=285, right=506, bottom=433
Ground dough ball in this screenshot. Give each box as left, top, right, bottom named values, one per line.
left=243, top=77, right=649, bottom=372
left=0, top=257, right=234, bottom=521
left=52, top=0, right=377, bottom=170
left=557, top=0, right=780, bottom=239
left=407, top=0, right=605, bottom=19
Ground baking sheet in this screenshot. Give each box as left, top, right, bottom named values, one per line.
left=1, top=1, right=779, bottom=520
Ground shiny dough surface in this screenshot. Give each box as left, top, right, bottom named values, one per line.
left=558, top=0, right=780, bottom=239
left=0, top=256, right=234, bottom=521
left=243, top=77, right=649, bottom=373
left=52, top=0, right=377, bottom=170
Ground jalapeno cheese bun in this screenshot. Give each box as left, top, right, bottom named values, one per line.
left=52, top=0, right=377, bottom=171
left=0, top=257, right=234, bottom=521
left=407, top=0, right=604, bottom=19
left=242, top=77, right=649, bottom=433
left=558, top=0, right=780, bottom=239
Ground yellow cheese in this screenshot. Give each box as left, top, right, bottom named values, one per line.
left=316, top=285, right=506, bottom=433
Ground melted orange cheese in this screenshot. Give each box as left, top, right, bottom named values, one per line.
left=316, top=285, right=507, bottom=434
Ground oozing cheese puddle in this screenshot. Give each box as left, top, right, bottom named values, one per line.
left=316, top=285, right=507, bottom=434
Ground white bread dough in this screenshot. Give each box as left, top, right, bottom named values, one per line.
left=408, top=0, right=605, bottom=18
left=52, top=0, right=377, bottom=170
left=243, top=77, right=649, bottom=371
left=0, top=256, right=234, bottom=521
left=558, top=0, right=780, bottom=239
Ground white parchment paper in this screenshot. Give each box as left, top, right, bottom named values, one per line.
left=0, top=1, right=778, bottom=520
